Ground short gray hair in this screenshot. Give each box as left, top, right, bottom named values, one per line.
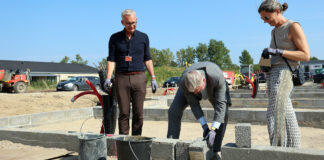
left=183, top=70, right=204, bottom=92
left=121, top=9, right=136, bottom=18
left=258, top=0, right=288, bottom=13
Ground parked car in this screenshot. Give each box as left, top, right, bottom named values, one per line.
left=257, top=72, right=266, bottom=83
left=304, top=72, right=312, bottom=81
left=313, top=71, right=324, bottom=83
left=56, top=76, right=100, bottom=91
left=163, top=77, right=180, bottom=88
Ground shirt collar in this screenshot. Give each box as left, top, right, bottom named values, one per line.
left=122, top=28, right=136, bottom=38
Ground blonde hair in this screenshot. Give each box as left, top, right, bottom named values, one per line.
left=183, top=70, right=204, bottom=92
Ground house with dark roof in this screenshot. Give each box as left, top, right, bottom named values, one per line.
left=0, top=60, right=99, bottom=83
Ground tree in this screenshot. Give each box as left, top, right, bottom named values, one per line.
left=60, top=56, right=70, bottom=63
left=239, top=50, right=254, bottom=65
left=196, top=43, right=208, bottom=62
left=150, top=48, right=174, bottom=66
left=160, top=48, right=174, bottom=66
left=253, top=64, right=261, bottom=72
left=150, top=48, right=160, bottom=66
left=94, top=58, right=107, bottom=70
left=71, top=54, right=88, bottom=65
left=207, top=39, right=232, bottom=69
left=176, top=49, right=186, bottom=67
left=184, top=46, right=196, bottom=64
left=310, top=56, right=319, bottom=61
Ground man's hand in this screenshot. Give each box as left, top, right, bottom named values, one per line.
left=262, top=48, right=284, bottom=59
left=205, top=130, right=216, bottom=149
left=104, top=78, right=111, bottom=92
left=151, top=79, right=158, bottom=93
left=202, top=124, right=210, bottom=138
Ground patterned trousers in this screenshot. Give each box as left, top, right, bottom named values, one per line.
left=266, top=66, right=300, bottom=148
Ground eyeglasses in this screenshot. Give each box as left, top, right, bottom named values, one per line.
left=261, top=16, right=270, bottom=21
left=125, top=21, right=137, bottom=26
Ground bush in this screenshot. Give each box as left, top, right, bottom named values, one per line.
left=145, top=65, right=185, bottom=86
left=29, top=80, right=56, bottom=90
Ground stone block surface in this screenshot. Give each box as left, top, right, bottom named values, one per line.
left=152, top=138, right=178, bottom=160
left=235, top=123, right=251, bottom=148
left=175, top=140, right=192, bottom=160
left=222, top=143, right=324, bottom=160
left=188, top=138, right=213, bottom=160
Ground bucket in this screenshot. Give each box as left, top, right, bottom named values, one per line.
left=78, top=134, right=107, bottom=160
left=78, top=117, right=107, bottom=160
left=116, top=136, right=152, bottom=160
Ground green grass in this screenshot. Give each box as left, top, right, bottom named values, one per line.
left=145, top=65, right=185, bottom=86
left=29, top=80, right=57, bottom=90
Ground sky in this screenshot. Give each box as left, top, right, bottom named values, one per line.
left=1, top=0, right=323, bottom=67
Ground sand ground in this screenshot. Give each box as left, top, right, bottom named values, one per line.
left=0, top=86, right=323, bottom=159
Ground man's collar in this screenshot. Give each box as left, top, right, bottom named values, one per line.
left=122, top=28, right=136, bottom=38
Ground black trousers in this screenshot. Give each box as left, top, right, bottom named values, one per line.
left=213, top=104, right=229, bottom=152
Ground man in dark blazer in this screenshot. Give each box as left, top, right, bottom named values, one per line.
left=167, top=61, right=231, bottom=154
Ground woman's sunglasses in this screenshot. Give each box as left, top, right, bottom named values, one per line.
left=261, top=16, right=270, bottom=21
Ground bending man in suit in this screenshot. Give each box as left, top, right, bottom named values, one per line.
left=167, top=61, right=231, bottom=154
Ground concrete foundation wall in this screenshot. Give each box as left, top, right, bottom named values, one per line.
left=222, top=143, right=324, bottom=160
left=0, top=108, right=93, bottom=129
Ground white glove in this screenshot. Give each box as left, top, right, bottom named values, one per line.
left=104, top=78, right=111, bottom=91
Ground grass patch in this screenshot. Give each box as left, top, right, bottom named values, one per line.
left=145, top=65, right=185, bottom=86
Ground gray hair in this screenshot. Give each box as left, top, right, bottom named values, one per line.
left=121, top=9, right=136, bottom=18
left=258, top=0, right=288, bottom=13
left=183, top=70, right=204, bottom=92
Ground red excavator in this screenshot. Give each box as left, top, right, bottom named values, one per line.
left=0, top=69, right=31, bottom=93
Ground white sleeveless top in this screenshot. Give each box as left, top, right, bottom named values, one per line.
left=270, top=20, right=299, bottom=67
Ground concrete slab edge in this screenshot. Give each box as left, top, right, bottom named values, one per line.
left=221, top=143, right=324, bottom=160
left=0, top=107, right=93, bottom=129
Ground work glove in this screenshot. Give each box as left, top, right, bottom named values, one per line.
left=202, top=124, right=210, bottom=138
left=104, top=78, right=111, bottom=92
left=262, top=48, right=284, bottom=59
left=151, top=79, right=158, bottom=93
left=205, top=130, right=216, bottom=149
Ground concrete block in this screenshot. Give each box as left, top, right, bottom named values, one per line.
left=182, top=109, right=196, bottom=122
left=0, top=117, right=8, bottom=128
left=188, top=138, right=213, bottom=160
left=30, top=112, right=51, bottom=126
left=235, top=123, right=251, bottom=148
left=93, top=106, right=103, bottom=119
left=143, top=108, right=168, bottom=121
left=175, top=140, right=192, bottom=160
left=222, top=143, right=324, bottom=160
left=0, top=128, right=79, bottom=151
left=8, top=115, right=31, bottom=127
left=152, top=138, right=179, bottom=160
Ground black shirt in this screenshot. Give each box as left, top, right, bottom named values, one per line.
left=107, top=29, right=152, bottom=72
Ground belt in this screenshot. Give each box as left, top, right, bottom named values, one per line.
left=117, top=71, right=144, bottom=75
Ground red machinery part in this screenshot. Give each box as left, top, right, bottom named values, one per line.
left=85, top=80, right=103, bottom=107
left=244, top=76, right=256, bottom=98
left=71, top=80, right=105, bottom=134
left=71, top=91, right=97, bottom=103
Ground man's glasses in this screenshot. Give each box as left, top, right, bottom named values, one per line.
left=125, top=22, right=137, bottom=26
left=261, top=16, right=270, bottom=21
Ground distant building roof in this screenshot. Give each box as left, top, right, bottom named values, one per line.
left=0, top=60, right=98, bottom=73
left=301, top=60, right=324, bottom=65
